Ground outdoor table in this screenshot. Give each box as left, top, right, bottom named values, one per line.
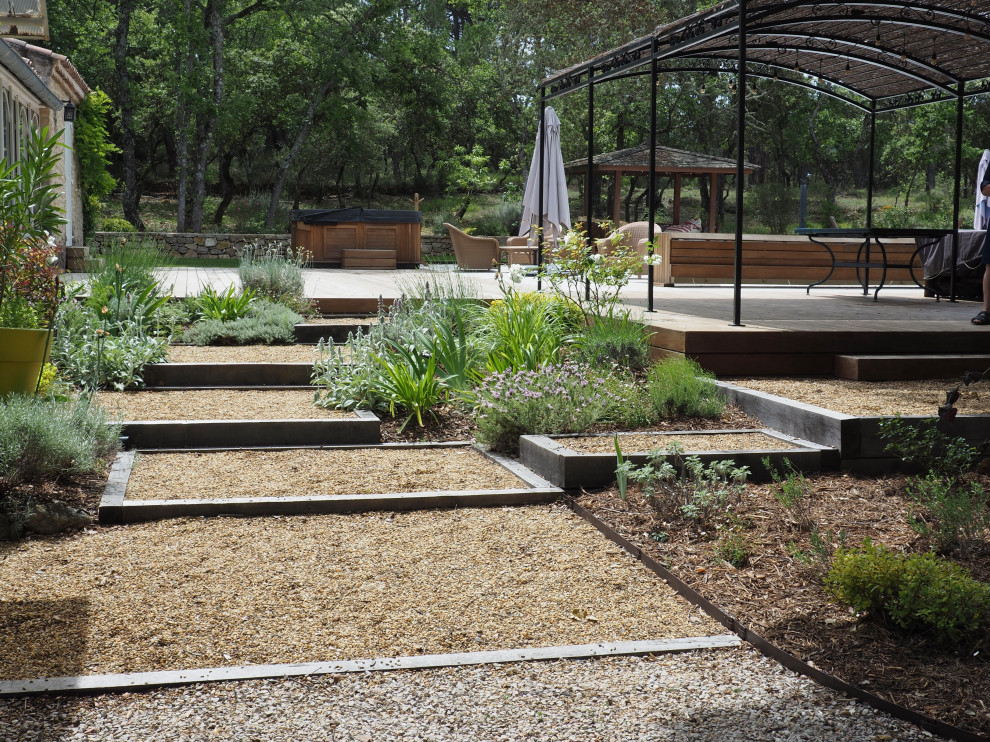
left=796, top=227, right=950, bottom=301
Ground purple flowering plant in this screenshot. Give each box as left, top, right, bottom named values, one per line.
left=474, top=360, right=639, bottom=453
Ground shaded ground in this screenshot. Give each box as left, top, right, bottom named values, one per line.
left=577, top=474, right=990, bottom=736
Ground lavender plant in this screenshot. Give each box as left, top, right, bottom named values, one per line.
left=473, top=361, right=634, bottom=453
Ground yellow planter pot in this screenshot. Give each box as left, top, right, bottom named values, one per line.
left=0, top=327, right=51, bottom=397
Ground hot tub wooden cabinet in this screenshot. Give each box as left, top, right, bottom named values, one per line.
left=290, top=208, right=422, bottom=268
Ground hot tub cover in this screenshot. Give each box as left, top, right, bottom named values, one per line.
left=290, top=208, right=422, bottom=225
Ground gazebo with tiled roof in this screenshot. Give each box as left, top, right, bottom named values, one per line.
left=564, top=143, right=759, bottom=231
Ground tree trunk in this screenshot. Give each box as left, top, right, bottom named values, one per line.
left=265, top=81, right=332, bottom=230
left=174, top=0, right=194, bottom=231
left=113, top=0, right=144, bottom=230
left=212, top=148, right=235, bottom=226
left=189, top=0, right=224, bottom=232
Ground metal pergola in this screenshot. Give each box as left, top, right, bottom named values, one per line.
left=536, top=0, right=990, bottom=320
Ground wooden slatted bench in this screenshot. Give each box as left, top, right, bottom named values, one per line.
left=651, top=232, right=921, bottom=287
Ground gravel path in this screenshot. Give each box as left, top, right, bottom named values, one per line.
left=0, top=649, right=944, bottom=741
left=0, top=506, right=719, bottom=678
left=167, top=345, right=324, bottom=363
left=564, top=431, right=795, bottom=454
left=98, top=389, right=345, bottom=420
left=126, top=448, right=526, bottom=499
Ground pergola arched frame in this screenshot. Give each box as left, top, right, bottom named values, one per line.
left=536, top=0, right=990, bottom=320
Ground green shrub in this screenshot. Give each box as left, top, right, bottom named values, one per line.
left=713, top=518, right=751, bottom=567
left=627, top=443, right=749, bottom=528
left=764, top=456, right=815, bottom=531
left=646, top=357, right=725, bottom=418
left=193, top=285, right=255, bottom=322
left=238, top=244, right=307, bottom=307
left=905, top=472, right=990, bottom=555
left=476, top=288, right=567, bottom=373
left=878, top=416, right=978, bottom=481
left=574, top=315, right=651, bottom=372
left=52, top=298, right=169, bottom=391
left=473, top=362, right=623, bottom=454
left=0, top=395, right=120, bottom=491
left=751, top=182, right=795, bottom=234
left=374, top=342, right=445, bottom=431
left=100, top=217, right=137, bottom=233
left=312, top=329, right=390, bottom=413
left=85, top=238, right=173, bottom=331
left=182, top=299, right=302, bottom=345
left=825, top=539, right=990, bottom=644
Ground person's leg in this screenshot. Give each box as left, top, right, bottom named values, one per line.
left=984, top=265, right=990, bottom=315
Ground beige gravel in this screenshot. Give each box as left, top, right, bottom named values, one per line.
left=126, top=448, right=526, bottom=499
left=97, top=389, right=347, bottom=421
left=729, top=377, right=989, bottom=416
left=0, top=505, right=721, bottom=678
left=167, top=345, right=323, bottom=363
left=0, top=650, right=944, bottom=742
left=564, top=432, right=796, bottom=455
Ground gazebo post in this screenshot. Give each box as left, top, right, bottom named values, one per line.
left=732, top=0, right=747, bottom=327
left=585, top=65, right=595, bottom=301
left=673, top=175, right=681, bottom=224
left=864, top=100, right=877, bottom=297
left=950, top=81, right=965, bottom=303
left=709, top=172, right=718, bottom=232
left=612, top=170, right=623, bottom=225
left=647, top=39, right=658, bottom=313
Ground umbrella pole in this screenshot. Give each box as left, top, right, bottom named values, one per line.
left=538, top=89, right=546, bottom=290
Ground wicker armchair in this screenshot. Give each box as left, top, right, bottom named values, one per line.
left=444, top=223, right=499, bottom=270
left=598, top=221, right=662, bottom=277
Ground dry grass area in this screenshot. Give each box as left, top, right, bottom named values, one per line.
left=97, top=389, right=348, bottom=421
left=563, top=432, right=797, bottom=455
left=126, top=447, right=526, bottom=500
left=728, top=377, right=990, bottom=416
left=0, top=506, right=720, bottom=678
left=166, top=345, right=323, bottom=363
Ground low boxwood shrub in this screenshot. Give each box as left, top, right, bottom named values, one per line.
left=183, top=299, right=302, bottom=345
left=824, top=539, right=990, bottom=644
left=0, top=395, right=121, bottom=492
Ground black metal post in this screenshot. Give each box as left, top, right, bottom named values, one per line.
left=864, top=101, right=877, bottom=295
left=586, top=65, right=595, bottom=302
left=647, top=40, right=658, bottom=313
left=537, top=88, right=546, bottom=291
left=732, top=0, right=747, bottom=327
left=950, top=82, right=965, bottom=302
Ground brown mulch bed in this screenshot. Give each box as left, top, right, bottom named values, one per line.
left=126, top=448, right=526, bottom=500
left=728, top=377, right=990, bottom=417
left=0, top=506, right=720, bottom=678
left=575, top=475, right=990, bottom=736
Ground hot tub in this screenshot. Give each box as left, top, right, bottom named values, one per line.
left=290, top=208, right=422, bottom=267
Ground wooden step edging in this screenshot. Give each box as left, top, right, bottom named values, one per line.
left=119, top=410, right=380, bottom=450
left=99, top=443, right=562, bottom=524
left=144, top=362, right=315, bottom=387
left=715, top=380, right=990, bottom=473
left=0, top=636, right=741, bottom=696
left=565, top=500, right=987, bottom=742
left=834, top=354, right=990, bottom=381
left=519, top=429, right=836, bottom=490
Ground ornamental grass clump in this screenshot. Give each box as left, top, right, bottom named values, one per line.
left=473, top=361, right=627, bottom=453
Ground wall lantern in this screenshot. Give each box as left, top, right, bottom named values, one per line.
left=62, top=101, right=76, bottom=122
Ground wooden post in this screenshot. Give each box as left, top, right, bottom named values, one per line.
left=673, top=175, right=682, bottom=224
left=612, top=171, right=622, bottom=224
left=709, top=173, right=718, bottom=232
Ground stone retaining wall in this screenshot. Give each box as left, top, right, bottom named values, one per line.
left=93, top=232, right=290, bottom=259
left=420, top=235, right=453, bottom=258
